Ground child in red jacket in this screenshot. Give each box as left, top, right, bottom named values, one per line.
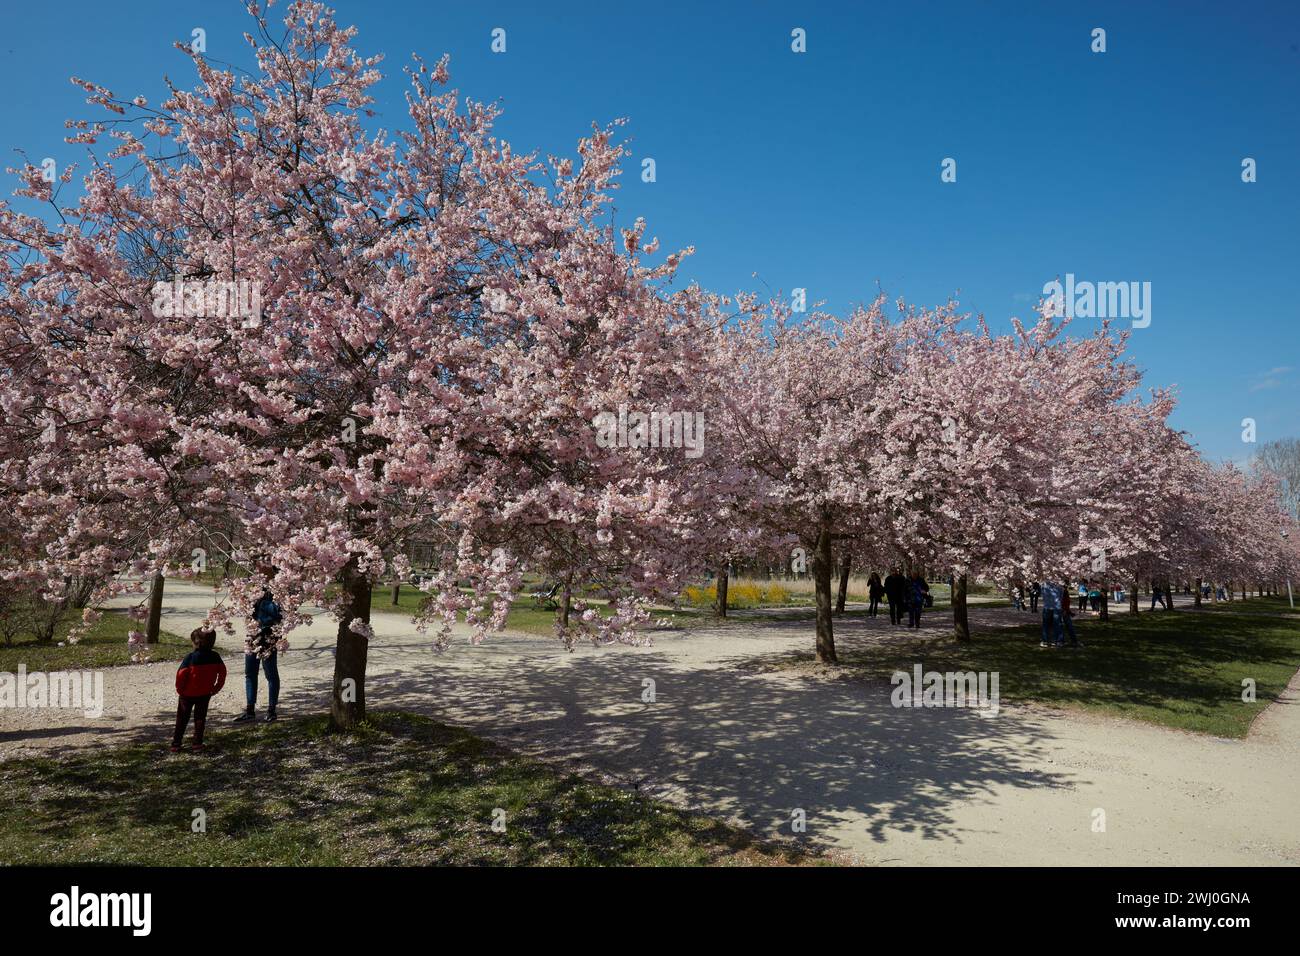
left=172, top=626, right=227, bottom=753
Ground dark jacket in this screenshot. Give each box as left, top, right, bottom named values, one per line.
left=910, top=577, right=930, bottom=607
left=252, top=591, right=282, bottom=630
left=250, top=590, right=283, bottom=653
left=883, top=573, right=907, bottom=599
left=176, top=647, right=227, bottom=698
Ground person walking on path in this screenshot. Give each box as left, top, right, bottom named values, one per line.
left=907, top=572, right=930, bottom=629
left=1029, top=582, right=1041, bottom=613
left=1061, top=586, right=1082, bottom=648
left=867, top=572, right=885, bottom=618
left=1039, top=580, right=1063, bottom=647
left=172, top=626, right=227, bottom=752
left=884, top=568, right=908, bottom=626
left=235, top=562, right=283, bottom=723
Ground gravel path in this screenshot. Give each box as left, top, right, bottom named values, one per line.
left=2, top=582, right=1297, bottom=866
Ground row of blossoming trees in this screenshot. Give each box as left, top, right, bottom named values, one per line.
left=700, top=292, right=1297, bottom=660
left=1, top=2, right=1296, bottom=727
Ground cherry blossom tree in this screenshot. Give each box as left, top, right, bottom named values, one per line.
left=890, top=306, right=1144, bottom=637
left=4, top=0, right=1295, bottom=706
left=705, top=293, right=964, bottom=662
left=0, top=1, right=711, bottom=728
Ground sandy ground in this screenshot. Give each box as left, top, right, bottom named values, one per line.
left=1, top=583, right=1297, bottom=866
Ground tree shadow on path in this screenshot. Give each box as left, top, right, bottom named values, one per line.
left=365, top=636, right=1072, bottom=856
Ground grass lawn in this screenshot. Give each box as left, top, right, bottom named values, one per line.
left=370, top=583, right=431, bottom=616
left=188, top=566, right=250, bottom=588
left=0, top=711, right=815, bottom=866
left=1199, top=595, right=1299, bottom=618
left=757, top=605, right=1300, bottom=738
left=369, top=586, right=707, bottom=636
left=0, top=609, right=188, bottom=672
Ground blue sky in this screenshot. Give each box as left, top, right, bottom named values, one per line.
left=2, top=0, right=1297, bottom=462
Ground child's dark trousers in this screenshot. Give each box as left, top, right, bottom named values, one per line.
left=173, top=694, right=212, bottom=748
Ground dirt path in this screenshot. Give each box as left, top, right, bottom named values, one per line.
left=2, top=583, right=1297, bottom=866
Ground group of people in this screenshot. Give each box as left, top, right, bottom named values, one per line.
left=866, top=570, right=932, bottom=628
left=170, top=566, right=284, bottom=753
left=1012, top=580, right=1109, bottom=614
left=1149, top=583, right=1171, bottom=610
left=1034, top=581, right=1085, bottom=649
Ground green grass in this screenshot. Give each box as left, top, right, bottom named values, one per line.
left=370, top=583, right=430, bottom=616
left=0, top=711, right=816, bottom=866
left=369, top=587, right=705, bottom=636
left=758, top=605, right=1300, bottom=738
left=188, top=565, right=250, bottom=588
left=0, top=609, right=188, bottom=672
left=1199, top=594, right=1298, bottom=617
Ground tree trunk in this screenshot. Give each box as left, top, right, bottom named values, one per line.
left=1164, top=577, right=1176, bottom=611
left=560, top=579, right=572, bottom=629
left=715, top=566, right=729, bottom=618
left=1099, top=581, right=1109, bottom=621
left=953, top=573, right=970, bottom=642
left=1129, top=578, right=1139, bottom=615
left=812, top=526, right=838, bottom=664
left=330, top=558, right=373, bottom=730
left=835, top=554, right=851, bottom=615
left=1194, top=577, right=1202, bottom=608
left=390, top=581, right=401, bottom=606
left=145, top=571, right=165, bottom=644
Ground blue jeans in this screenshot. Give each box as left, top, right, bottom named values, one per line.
left=1041, top=610, right=1062, bottom=644
left=245, top=650, right=280, bottom=711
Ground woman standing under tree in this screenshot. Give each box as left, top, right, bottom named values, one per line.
left=868, top=572, right=884, bottom=617
left=908, top=572, right=930, bottom=629
left=235, top=560, right=283, bottom=723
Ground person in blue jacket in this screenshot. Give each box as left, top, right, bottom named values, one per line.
left=907, top=572, right=930, bottom=629
left=235, top=561, right=283, bottom=723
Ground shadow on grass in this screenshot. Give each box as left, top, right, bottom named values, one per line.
left=0, top=711, right=815, bottom=866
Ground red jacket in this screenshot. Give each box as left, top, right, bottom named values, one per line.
left=176, top=648, right=227, bottom=697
